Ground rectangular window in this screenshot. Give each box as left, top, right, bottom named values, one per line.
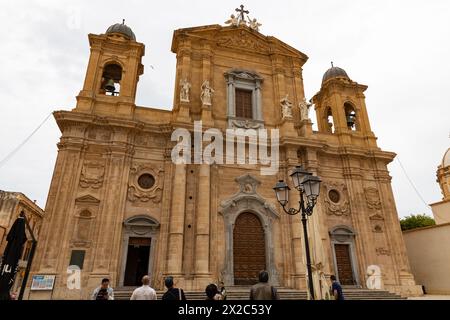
left=69, top=250, right=86, bottom=270
left=235, top=89, right=253, bottom=119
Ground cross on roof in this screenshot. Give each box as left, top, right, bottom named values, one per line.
left=235, top=4, right=249, bottom=22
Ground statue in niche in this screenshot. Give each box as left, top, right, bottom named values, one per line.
left=179, top=78, right=191, bottom=103
left=200, top=80, right=214, bottom=106
left=280, top=94, right=293, bottom=119
left=299, top=98, right=312, bottom=121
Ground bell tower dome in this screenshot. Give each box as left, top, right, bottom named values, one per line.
left=312, top=64, right=377, bottom=148
left=75, top=20, right=145, bottom=118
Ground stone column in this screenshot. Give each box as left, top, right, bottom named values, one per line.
left=167, top=163, right=187, bottom=274
left=227, top=76, right=235, bottom=117
left=255, top=80, right=263, bottom=121
left=195, top=164, right=210, bottom=274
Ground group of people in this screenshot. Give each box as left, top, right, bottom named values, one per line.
left=91, top=276, right=186, bottom=300
left=91, top=271, right=345, bottom=300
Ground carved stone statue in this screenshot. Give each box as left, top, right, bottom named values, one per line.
left=366, top=265, right=382, bottom=290
left=224, top=14, right=239, bottom=26
left=179, top=78, right=191, bottom=103
left=200, top=80, right=214, bottom=106
left=247, top=17, right=262, bottom=32
left=280, top=94, right=293, bottom=119
left=299, top=98, right=312, bottom=121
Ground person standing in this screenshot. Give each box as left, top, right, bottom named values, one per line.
left=249, top=271, right=279, bottom=300
left=330, top=275, right=345, bottom=300
left=219, top=281, right=227, bottom=300
left=130, top=275, right=157, bottom=300
left=162, top=276, right=186, bottom=300
left=205, top=284, right=223, bottom=300
left=91, top=278, right=114, bottom=300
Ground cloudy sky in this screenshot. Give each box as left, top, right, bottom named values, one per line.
left=0, top=0, right=448, bottom=218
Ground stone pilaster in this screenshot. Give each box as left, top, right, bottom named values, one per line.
left=195, top=164, right=211, bottom=276
left=167, top=163, right=187, bottom=274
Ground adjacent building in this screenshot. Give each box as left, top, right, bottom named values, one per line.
left=403, top=148, right=450, bottom=294
left=0, top=190, right=44, bottom=296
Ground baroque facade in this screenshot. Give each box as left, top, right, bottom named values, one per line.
left=27, top=18, right=422, bottom=299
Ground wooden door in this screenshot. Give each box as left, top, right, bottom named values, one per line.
left=334, top=244, right=355, bottom=285
left=233, top=212, right=266, bottom=285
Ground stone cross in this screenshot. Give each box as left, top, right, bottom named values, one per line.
left=235, top=4, right=249, bottom=22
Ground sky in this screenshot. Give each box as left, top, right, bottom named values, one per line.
left=0, top=0, right=448, bottom=218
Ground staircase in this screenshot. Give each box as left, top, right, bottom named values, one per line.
left=114, top=286, right=404, bottom=300
left=341, top=287, right=406, bottom=300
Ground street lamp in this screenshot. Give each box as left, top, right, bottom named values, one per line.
left=273, top=166, right=321, bottom=300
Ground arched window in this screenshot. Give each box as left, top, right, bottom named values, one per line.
left=344, top=102, right=357, bottom=131
left=100, top=63, right=122, bottom=96
left=325, top=107, right=335, bottom=133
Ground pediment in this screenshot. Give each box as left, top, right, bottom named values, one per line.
left=172, top=24, right=308, bottom=61
left=75, top=195, right=100, bottom=204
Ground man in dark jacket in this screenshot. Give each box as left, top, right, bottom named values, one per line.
left=330, top=275, right=345, bottom=300
left=250, top=271, right=279, bottom=300
left=162, top=276, right=186, bottom=300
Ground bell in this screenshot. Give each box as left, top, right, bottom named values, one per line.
left=346, top=112, right=356, bottom=128
left=104, top=79, right=116, bottom=93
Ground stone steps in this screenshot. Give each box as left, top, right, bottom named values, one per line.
left=114, top=287, right=404, bottom=300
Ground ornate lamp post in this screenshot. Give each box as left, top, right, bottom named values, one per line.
left=273, top=166, right=321, bottom=300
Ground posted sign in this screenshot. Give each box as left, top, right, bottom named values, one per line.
left=30, top=275, right=56, bottom=291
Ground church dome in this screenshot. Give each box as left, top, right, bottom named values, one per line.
left=106, top=21, right=136, bottom=40
left=322, top=66, right=350, bottom=84
left=442, top=148, right=450, bottom=167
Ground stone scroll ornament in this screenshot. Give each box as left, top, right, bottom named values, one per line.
left=79, top=161, right=105, bottom=189
left=323, top=182, right=350, bottom=216
left=127, top=165, right=163, bottom=203
left=364, top=187, right=382, bottom=210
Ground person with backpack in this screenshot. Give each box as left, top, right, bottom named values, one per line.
left=161, top=276, right=186, bottom=300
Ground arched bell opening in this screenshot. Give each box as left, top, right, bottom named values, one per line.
left=325, top=107, right=335, bottom=133
left=100, top=63, right=122, bottom=96
left=344, top=102, right=358, bottom=131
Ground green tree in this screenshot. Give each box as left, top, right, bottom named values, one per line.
left=400, top=214, right=435, bottom=231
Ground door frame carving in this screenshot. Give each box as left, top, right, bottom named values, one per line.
left=219, top=174, right=280, bottom=286
left=329, top=225, right=360, bottom=286
left=119, top=215, right=160, bottom=287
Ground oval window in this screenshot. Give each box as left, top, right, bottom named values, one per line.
left=138, top=173, right=155, bottom=189
left=328, top=189, right=340, bottom=203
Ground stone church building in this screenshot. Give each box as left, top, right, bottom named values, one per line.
left=27, top=16, right=422, bottom=299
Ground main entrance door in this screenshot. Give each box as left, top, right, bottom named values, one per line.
left=124, top=237, right=151, bottom=286
left=334, top=244, right=355, bottom=285
left=233, top=212, right=266, bottom=285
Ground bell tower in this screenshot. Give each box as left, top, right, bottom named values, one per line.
left=75, top=20, right=145, bottom=117
left=312, top=65, right=377, bottom=148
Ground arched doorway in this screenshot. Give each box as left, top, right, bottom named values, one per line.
left=329, top=225, right=359, bottom=286
left=233, top=212, right=266, bottom=285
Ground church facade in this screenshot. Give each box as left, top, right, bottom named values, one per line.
left=27, top=16, right=422, bottom=299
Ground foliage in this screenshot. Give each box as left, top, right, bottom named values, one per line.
left=400, top=214, right=435, bottom=231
